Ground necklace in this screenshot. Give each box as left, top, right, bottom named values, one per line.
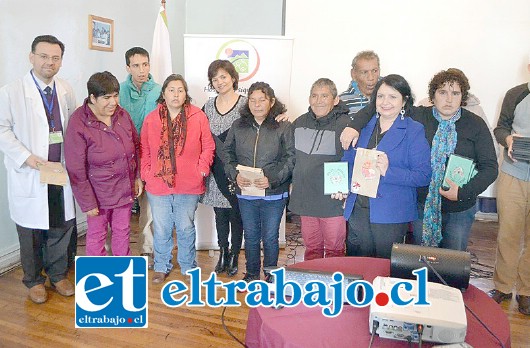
left=374, top=119, right=382, bottom=149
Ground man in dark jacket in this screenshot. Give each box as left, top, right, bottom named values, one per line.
left=289, top=78, right=350, bottom=260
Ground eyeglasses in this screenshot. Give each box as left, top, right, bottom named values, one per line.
left=34, top=53, right=62, bottom=63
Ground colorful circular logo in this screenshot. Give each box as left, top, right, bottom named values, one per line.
left=216, top=39, right=260, bottom=82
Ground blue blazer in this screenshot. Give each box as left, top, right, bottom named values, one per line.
left=343, top=114, right=431, bottom=223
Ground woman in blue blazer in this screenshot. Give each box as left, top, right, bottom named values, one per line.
left=342, top=74, right=431, bottom=258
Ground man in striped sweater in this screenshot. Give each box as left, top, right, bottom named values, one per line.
left=339, top=50, right=381, bottom=116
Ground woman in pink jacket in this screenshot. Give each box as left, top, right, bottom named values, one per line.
left=141, top=74, right=215, bottom=283
left=65, top=71, right=142, bottom=256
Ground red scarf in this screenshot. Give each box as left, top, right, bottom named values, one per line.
left=155, top=102, right=187, bottom=188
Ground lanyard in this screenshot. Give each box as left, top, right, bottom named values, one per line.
left=30, top=70, right=56, bottom=129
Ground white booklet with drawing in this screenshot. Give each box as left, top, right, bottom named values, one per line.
left=236, top=164, right=265, bottom=197
left=350, top=148, right=383, bottom=198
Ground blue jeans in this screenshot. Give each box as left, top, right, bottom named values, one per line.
left=238, top=198, right=286, bottom=276
left=413, top=202, right=477, bottom=251
left=147, top=192, right=200, bottom=274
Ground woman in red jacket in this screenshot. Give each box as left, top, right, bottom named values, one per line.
left=140, top=74, right=215, bottom=284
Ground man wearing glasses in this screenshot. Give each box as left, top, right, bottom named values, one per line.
left=0, top=35, right=77, bottom=304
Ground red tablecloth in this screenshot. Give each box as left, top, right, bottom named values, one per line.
left=245, top=257, right=510, bottom=348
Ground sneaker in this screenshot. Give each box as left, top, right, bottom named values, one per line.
left=242, top=273, right=260, bottom=283
left=488, top=289, right=512, bottom=304
left=131, top=198, right=140, bottom=214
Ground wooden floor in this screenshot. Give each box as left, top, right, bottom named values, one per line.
left=0, top=215, right=528, bottom=348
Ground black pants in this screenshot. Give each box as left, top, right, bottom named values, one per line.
left=347, top=200, right=407, bottom=259
left=16, top=185, right=76, bottom=288
left=213, top=196, right=243, bottom=253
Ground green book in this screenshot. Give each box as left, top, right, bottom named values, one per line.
left=442, top=154, right=476, bottom=189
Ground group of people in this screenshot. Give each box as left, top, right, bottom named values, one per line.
left=0, top=35, right=528, bottom=316
left=338, top=51, right=528, bottom=315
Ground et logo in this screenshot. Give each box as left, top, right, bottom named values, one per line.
left=75, top=256, right=148, bottom=328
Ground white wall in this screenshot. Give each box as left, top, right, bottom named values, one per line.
left=185, top=0, right=284, bottom=35
left=285, top=0, right=530, bottom=126
left=0, top=0, right=186, bottom=271
left=0, top=0, right=185, bottom=99
left=285, top=0, right=530, bottom=200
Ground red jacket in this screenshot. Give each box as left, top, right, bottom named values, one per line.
left=140, top=103, right=215, bottom=195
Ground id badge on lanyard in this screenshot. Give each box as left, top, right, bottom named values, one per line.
left=49, top=131, right=63, bottom=144
left=30, top=71, right=63, bottom=145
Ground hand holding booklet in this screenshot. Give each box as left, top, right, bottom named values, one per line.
left=442, top=154, right=477, bottom=189
left=236, top=164, right=265, bottom=197
left=39, top=161, right=68, bottom=186
left=350, top=148, right=384, bottom=198
left=512, top=136, right=530, bottom=162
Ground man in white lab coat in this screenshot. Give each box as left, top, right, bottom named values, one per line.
left=0, top=35, right=77, bottom=304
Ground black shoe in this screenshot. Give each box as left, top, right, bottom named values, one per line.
left=226, top=251, right=239, bottom=277
left=264, top=272, right=274, bottom=284
left=516, top=295, right=530, bottom=316
left=488, top=289, right=512, bottom=304
left=215, top=247, right=229, bottom=274
left=242, top=273, right=260, bottom=283
left=131, top=198, right=140, bottom=214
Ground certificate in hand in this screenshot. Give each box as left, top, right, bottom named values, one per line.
left=350, top=148, right=383, bottom=198
left=39, top=162, right=68, bottom=186
left=236, top=164, right=265, bottom=197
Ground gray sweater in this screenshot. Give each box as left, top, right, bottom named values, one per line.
left=494, top=82, right=530, bottom=181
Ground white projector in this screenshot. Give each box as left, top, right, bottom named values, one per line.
left=369, top=276, right=467, bottom=344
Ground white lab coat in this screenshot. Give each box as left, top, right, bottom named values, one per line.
left=0, top=71, right=76, bottom=229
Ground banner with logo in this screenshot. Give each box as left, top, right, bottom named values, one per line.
left=184, top=34, right=294, bottom=113
left=184, top=34, right=293, bottom=250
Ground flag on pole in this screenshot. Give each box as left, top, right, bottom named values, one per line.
left=151, top=5, right=173, bottom=85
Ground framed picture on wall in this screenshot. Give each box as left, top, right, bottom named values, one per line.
left=88, top=15, right=114, bottom=52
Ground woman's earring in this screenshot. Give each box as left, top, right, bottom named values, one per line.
left=400, top=108, right=405, bottom=120
left=376, top=112, right=380, bottom=119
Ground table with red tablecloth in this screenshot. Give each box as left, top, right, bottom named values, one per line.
left=245, top=257, right=510, bottom=348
